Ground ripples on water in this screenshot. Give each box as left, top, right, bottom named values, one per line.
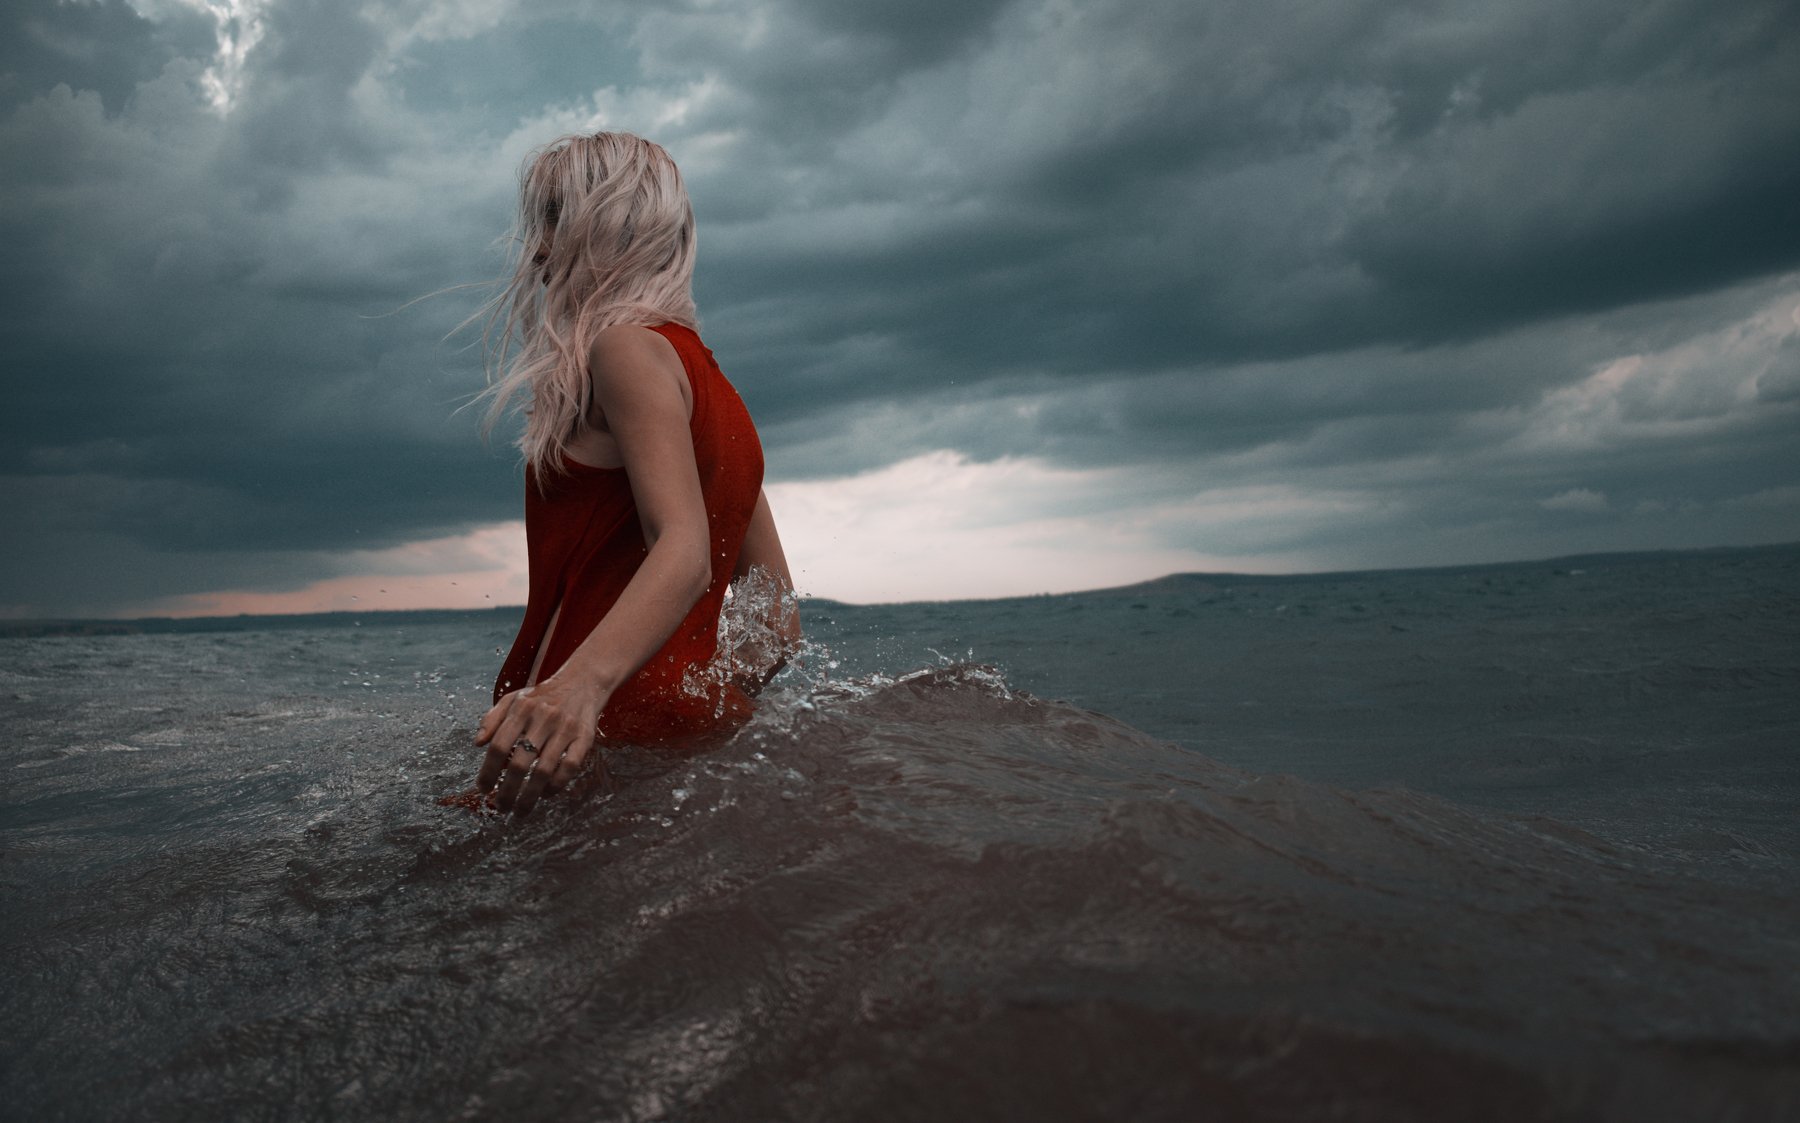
left=3, top=547, right=1799, bottom=1121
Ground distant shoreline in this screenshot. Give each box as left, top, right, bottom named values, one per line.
left=4, top=540, right=1795, bottom=638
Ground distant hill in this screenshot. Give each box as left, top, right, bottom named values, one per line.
left=1084, top=541, right=1800, bottom=598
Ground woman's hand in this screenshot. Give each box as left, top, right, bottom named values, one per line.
left=473, top=674, right=607, bottom=817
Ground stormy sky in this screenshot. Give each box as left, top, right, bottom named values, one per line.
left=3, top=0, right=1798, bottom=616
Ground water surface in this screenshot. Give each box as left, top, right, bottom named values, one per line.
left=4, top=545, right=1797, bottom=1120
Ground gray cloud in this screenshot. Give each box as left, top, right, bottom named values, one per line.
left=2, top=0, right=1798, bottom=615
left=0, top=0, right=214, bottom=115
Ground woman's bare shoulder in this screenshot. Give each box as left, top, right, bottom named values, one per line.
left=588, top=323, right=681, bottom=375
left=587, top=324, right=689, bottom=414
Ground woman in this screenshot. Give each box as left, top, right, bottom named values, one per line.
left=468, top=132, right=798, bottom=818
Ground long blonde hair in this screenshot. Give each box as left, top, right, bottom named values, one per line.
left=476, top=132, right=698, bottom=478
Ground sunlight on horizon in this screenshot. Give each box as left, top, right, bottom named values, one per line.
left=125, top=452, right=1286, bottom=618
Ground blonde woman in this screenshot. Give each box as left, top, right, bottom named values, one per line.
left=468, top=132, right=798, bottom=817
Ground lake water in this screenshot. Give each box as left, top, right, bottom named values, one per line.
left=3, top=544, right=1797, bottom=1121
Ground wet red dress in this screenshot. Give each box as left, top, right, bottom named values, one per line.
left=492, top=322, right=763, bottom=744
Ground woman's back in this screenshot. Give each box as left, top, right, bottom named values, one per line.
left=493, top=322, right=764, bottom=744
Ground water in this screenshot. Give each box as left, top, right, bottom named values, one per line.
left=3, top=545, right=1797, bottom=1121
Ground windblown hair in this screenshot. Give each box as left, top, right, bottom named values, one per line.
left=476, top=132, right=698, bottom=478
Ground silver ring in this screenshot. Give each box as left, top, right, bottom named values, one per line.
left=512, top=737, right=537, bottom=754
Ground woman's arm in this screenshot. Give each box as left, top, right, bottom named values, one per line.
left=736, top=491, right=795, bottom=595
left=475, top=325, right=710, bottom=816
left=729, top=489, right=802, bottom=693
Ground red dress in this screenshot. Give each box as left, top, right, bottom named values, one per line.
left=492, top=322, right=763, bottom=744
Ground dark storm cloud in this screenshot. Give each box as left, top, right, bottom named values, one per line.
left=682, top=0, right=1800, bottom=405
left=2, top=0, right=1798, bottom=615
left=0, top=4, right=519, bottom=615
left=0, top=0, right=215, bottom=115
left=221, top=0, right=388, bottom=176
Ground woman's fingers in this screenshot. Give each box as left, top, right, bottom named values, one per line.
left=550, top=736, right=592, bottom=791
left=471, top=681, right=602, bottom=817
left=491, top=716, right=560, bottom=812
left=477, top=715, right=529, bottom=792
left=510, top=754, right=555, bottom=818
left=490, top=739, right=538, bottom=812
left=474, top=692, right=522, bottom=790
left=492, top=719, right=578, bottom=816
left=475, top=742, right=509, bottom=793
left=514, top=729, right=595, bottom=816
left=474, top=690, right=520, bottom=746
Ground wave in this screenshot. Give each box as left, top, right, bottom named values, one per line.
left=9, top=656, right=1796, bottom=1121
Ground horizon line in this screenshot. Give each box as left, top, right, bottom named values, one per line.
left=5, top=539, right=1794, bottom=634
